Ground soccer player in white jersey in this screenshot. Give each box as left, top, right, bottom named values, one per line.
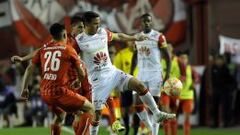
left=75, top=11, right=175, bottom=135
left=131, top=13, right=172, bottom=135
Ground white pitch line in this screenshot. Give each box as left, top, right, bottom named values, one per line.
left=62, top=126, right=75, bottom=135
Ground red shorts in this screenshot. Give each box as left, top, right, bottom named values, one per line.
left=41, top=87, right=87, bottom=115
left=179, top=99, right=193, bottom=113
left=160, top=92, right=179, bottom=111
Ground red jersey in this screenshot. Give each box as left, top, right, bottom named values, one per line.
left=32, top=40, right=81, bottom=96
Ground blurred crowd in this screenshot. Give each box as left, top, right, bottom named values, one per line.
left=0, top=44, right=240, bottom=131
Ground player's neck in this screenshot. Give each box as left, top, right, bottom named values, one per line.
left=143, top=29, right=151, bottom=34
left=85, top=28, right=96, bottom=35
left=52, top=39, right=66, bottom=45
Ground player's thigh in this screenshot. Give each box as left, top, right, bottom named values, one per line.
left=48, top=105, right=65, bottom=116
left=114, top=69, right=135, bottom=92
left=125, top=77, right=146, bottom=93
left=181, top=99, right=194, bottom=113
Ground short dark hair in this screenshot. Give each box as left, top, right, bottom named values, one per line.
left=71, top=15, right=83, bottom=25
left=83, top=11, right=100, bottom=24
left=49, top=23, right=65, bottom=40
left=140, top=13, right=152, bottom=19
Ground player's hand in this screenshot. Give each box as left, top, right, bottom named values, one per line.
left=135, top=35, right=149, bottom=41
left=11, top=55, right=23, bottom=63
left=70, top=80, right=81, bottom=90
left=20, top=88, right=29, bottom=101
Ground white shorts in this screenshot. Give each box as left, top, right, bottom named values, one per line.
left=91, top=68, right=133, bottom=110
left=142, top=80, right=162, bottom=97
left=137, top=71, right=163, bottom=97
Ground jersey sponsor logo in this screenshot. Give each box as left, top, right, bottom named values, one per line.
left=93, top=52, right=107, bottom=65
left=93, top=52, right=108, bottom=70
left=77, top=36, right=84, bottom=42
left=151, top=32, right=159, bottom=39
left=139, top=46, right=150, bottom=56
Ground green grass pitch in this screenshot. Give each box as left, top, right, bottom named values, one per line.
left=0, top=127, right=239, bottom=135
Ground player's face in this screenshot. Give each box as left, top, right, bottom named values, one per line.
left=72, top=22, right=84, bottom=36
left=141, top=16, right=153, bottom=32
left=179, top=54, right=188, bottom=65
left=87, top=17, right=100, bottom=34
left=215, top=58, right=224, bottom=66
left=126, top=41, right=135, bottom=52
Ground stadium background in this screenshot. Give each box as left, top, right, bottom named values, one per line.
left=0, top=0, right=240, bottom=135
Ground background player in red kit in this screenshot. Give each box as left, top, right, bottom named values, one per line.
left=19, top=23, right=94, bottom=135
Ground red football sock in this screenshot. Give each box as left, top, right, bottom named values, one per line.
left=184, top=119, right=190, bottom=135
left=163, top=120, right=170, bottom=135
left=135, top=104, right=145, bottom=113
left=106, top=97, right=117, bottom=125
left=170, top=119, right=177, bottom=135
left=76, top=113, right=93, bottom=135
left=72, top=119, right=79, bottom=134
left=51, top=124, right=61, bottom=135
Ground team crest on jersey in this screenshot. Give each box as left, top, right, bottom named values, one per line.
left=151, top=32, right=159, bottom=39
left=78, top=36, right=84, bottom=41
left=139, top=46, right=150, bottom=56
left=93, top=52, right=108, bottom=65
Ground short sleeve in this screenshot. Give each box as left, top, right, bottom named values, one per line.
left=105, top=29, right=113, bottom=42
left=67, top=46, right=81, bottom=68
left=31, top=50, right=41, bottom=65
left=158, top=34, right=168, bottom=48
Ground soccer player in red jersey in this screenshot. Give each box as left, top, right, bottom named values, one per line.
left=19, top=23, right=94, bottom=135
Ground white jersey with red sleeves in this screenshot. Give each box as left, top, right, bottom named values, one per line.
left=75, top=27, right=114, bottom=81
left=135, top=29, right=167, bottom=81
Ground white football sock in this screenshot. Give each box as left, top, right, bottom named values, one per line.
left=90, top=124, right=99, bottom=135
left=140, top=91, right=161, bottom=114
left=152, top=122, right=160, bottom=135
left=137, top=109, right=152, bottom=129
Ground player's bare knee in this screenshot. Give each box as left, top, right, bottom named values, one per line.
left=82, top=100, right=95, bottom=115
left=129, top=78, right=145, bottom=93
left=53, top=112, right=66, bottom=124
left=87, top=103, right=95, bottom=116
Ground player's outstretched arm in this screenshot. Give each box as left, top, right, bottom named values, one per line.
left=11, top=48, right=40, bottom=63
left=161, top=47, right=171, bottom=84
left=112, top=33, right=148, bottom=41
left=20, top=63, right=36, bottom=101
